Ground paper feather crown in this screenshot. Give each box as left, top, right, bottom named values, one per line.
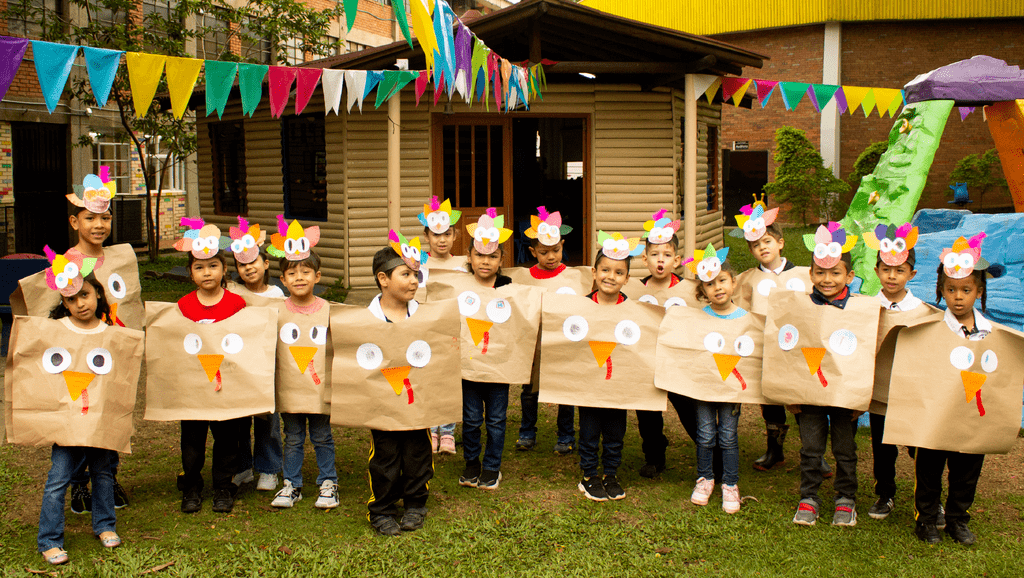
left=68, top=166, right=116, bottom=214
left=268, top=215, right=320, bottom=261
left=524, top=206, right=572, bottom=246
left=465, top=208, right=513, bottom=255
left=803, top=222, right=857, bottom=269
left=418, top=196, right=462, bottom=234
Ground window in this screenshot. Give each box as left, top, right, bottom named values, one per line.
left=282, top=36, right=304, bottom=65
left=90, top=0, right=128, bottom=26
left=347, top=40, right=369, bottom=53
left=441, top=123, right=504, bottom=209
left=239, top=18, right=272, bottom=64
left=148, top=137, right=185, bottom=192
left=142, top=0, right=180, bottom=50
left=7, top=0, right=62, bottom=39
left=91, top=135, right=131, bottom=196
left=197, top=10, right=231, bottom=60
left=281, top=114, right=327, bottom=220
left=209, top=122, right=247, bottom=215
left=706, top=125, right=720, bottom=212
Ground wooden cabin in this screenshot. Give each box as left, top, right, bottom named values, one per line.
left=192, top=0, right=764, bottom=287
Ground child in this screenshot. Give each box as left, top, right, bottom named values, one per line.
left=458, top=211, right=513, bottom=490
left=366, top=239, right=434, bottom=536
left=174, top=219, right=247, bottom=514
left=517, top=206, right=577, bottom=455
left=686, top=246, right=743, bottom=514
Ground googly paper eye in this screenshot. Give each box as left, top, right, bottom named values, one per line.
left=537, top=222, right=552, bottom=237
left=757, top=279, right=778, bottom=297
left=280, top=322, right=301, bottom=344
left=778, top=324, right=799, bottom=351
left=63, top=262, right=80, bottom=278
left=457, top=291, right=481, bottom=317
left=401, top=244, right=419, bottom=260
left=751, top=217, right=765, bottom=231
left=980, top=350, right=998, bottom=373
left=696, top=261, right=712, bottom=278
left=221, top=333, right=244, bottom=354
left=204, top=236, right=220, bottom=250
left=638, top=294, right=659, bottom=305
left=828, top=329, right=857, bottom=356
left=478, top=226, right=499, bottom=242
left=555, top=286, right=577, bottom=295
left=734, top=335, right=755, bottom=357
left=827, top=242, right=842, bottom=257
left=957, top=253, right=974, bottom=270
left=54, top=272, right=70, bottom=289
left=663, top=297, right=688, bottom=308
left=950, top=346, right=974, bottom=370
left=357, top=343, right=383, bottom=370
left=563, top=315, right=589, bottom=342
left=742, top=220, right=756, bottom=233
left=192, top=237, right=209, bottom=252
left=943, top=253, right=959, bottom=269
left=879, top=239, right=893, bottom=253
left=42, top=347, right=72, bottom=374
left=87, top=348, right=113, bottom=375
left=785, top=278, right=806, bottom=292
left=284, top=238, right=297, bottom=254
left=230, top=239, right=246, bottom=253
left=704, top=332, right=725, bottom=353
left=814, top=244, right=829, bottom=260
left=486, top=298, right=512, bottom=324
left=406, top=340, right=432, bottom=368
left=183, top=333, right=203, bottom=354
left=893, top=238, right=906, bottom=252
left=615, top=320, right=641, bottom=346
left=310, top=326, right=327, bottom=345
left=107, top=273, right=127, bottom=299
left=243, top=234, right=256, bottom=249
left=297, top=238, right=310, bottom=253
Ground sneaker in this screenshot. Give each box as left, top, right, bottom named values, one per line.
left=553, top=442, right=574, bottom=455
left=256, top=473, right=279, bottom=491
left=820, top=457, right=833, bottom=479
left=915, top=522, right=942, bottom=544
left=431, top=432, right=440, bottom=453
left=868, top=496, right=894, bottom=520
left=459, top=461, right=481, bottom=488
left=212, top=488, right=234, bottom=513
left=113, top=481, right=129, bottom=509
left=515, top=437, right=536, bottom=451
left=232, top=468, right=255, bottom=486
left=690, top=477, right=715, bottom=506
left=439, top=435, right=457, bottom=454
left=400, top=508, right=427, bottom=531
left=638, top=463, right=665, bottom=479
left=314, top=480, right=339, bottom=509
left=578, top=476, right=609, bottom=502
left=945, top=520, right=976, bottom=545
left=722, top=484, right=741, bottom=514
left=371, top=515, right=401, bottom=537
left=478, top=470, right=502, bottom=490
left=937, top=505, right=947, bottom=530
left=832, top=498, right=857, bottom=527
left=603, top=475, right=625, bottom=500
left=793, top=499, right=819, bottom=525
left=271, top=481, right=302, bottom=508
left=180, top=488, right=202, bottom=514
left=70, top=483, right=91, bottom=514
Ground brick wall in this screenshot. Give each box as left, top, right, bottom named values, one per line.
left=149, top=190, right=187, bottom=241
left=354, top=0, right=395, bottom=38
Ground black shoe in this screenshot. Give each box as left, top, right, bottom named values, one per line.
left=945, top=520, right=976, bottom=545
left=638, top=463, right=665, bottom=479
left=478, top=470, right=502, bottom=490
left=212, top=489, right=234, bottom=513
left=577, top=476, right=608, bottom=502
left=113, top=480, right=129, bottom=509
left=514, top=437, right=536, bottom=451
left=371, top=515, right=401, bottom=536
left=915, top=522, right=942, bottom=544
left=459, top=460, right=481, bottom=488
left=400, top=508, right=426, bottom=531
left=603, top=475, right=625, bottom=500
left=753, top=424, right=788, bottom=471
left=70, top=483, right=92, bottom=514
left=553, top=442, right=574, bottom=455
left=868, top=496, right=894, bottom=520
left=181, top=489, right=202, bottom=514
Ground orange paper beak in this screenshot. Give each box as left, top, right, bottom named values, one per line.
left=466, top=318, right=494, bottom=347
left=290, top=346, right=318, bottom=374
left=713, top=353, right=741, bottom=381
left=381, top=366, right=411, bottom=396
left=589, top=341, right=616, bottom=368
left=64, top=370, right=94, bottom=401
left=961, top=370, right=986, bottom=402
left=802, top=347, right=827, bottom=374
left=197, top=354, right=224, bottom=382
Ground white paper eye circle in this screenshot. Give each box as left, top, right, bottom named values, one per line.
left=663, top=297, right=688, bottom=308
left=879, top=239, right=893, bottom=253
left=751, top=217, right=765, bottom=231
left=704, top=332, right=725, bottom=353
left=814, top=244, right=829, bottom=260
left=757, top=279, right=777, bottom=296
left=537, top=222, right=552, bottom=237
left=785, top=278, right=806, bottom=292
left=280, top=322, right=301, bottom=344
left=615, top=320, right=641, bottom=346
left=243, top=234, right=256, bottom=248
left=86, top=348, right=112, bottom=375
left=638, top=294, right=659, bottom=305
left=406, top=340, right=431, bottom=368
left=204, top=236, right=219, bottom=250
left=957, top=253, right=974, bottom=270
left=63, top=262, right=80, bottom=278
left=563, top=315, right=589, bottom=341
left=742, top=220, right=756, bottom=233
left=481, top=226, right=499, bottom=242
left=221, top=333, right=244, bottom=354
left=555, top=286, right=577, bottom=295
left=734, top=335, right=755, bottom=357
left=828, top=329, right=858, bottom=356
left=943, top=253, right=958, bottom=268
left=893, top=238, right=906, bottom=252
left=183, top=333, right=203, bottom=354
left=284, top=238, right=297, bottom=254
left=230, top=239, right=245, bottom=253
left=980, top=350, right=998, bottom=373
left=778, top=324, right=799, bottom=351
left=696, top=260, right=711, bottom=277
left=310, top=326, right=327, bottom=345
left=426, top=212, right=443, bottom=229
left=191, top=237, right=208, bottom=252
left=486, top=298, right=512, bottom=323
left=42, top=347, right=72, bottom=374
left=402, top=244, right=419, bottom=261
left=436, top=212, right=450, bottom=229
left=55, top=272, right=69, bottom=289
left=356, top=343, right=383, bottom=370
left=827, top=242, right=842, bottom=257
left=107, top=273, right=127, bottom=299
left=457, top=291, right=481, bottom=317
left=949, top=346, right=974, bottom=370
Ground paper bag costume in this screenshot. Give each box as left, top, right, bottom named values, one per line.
left=505, top=266, right=594, bottom=296
left=329, top=300, right=462, bottom=431
left=4, top=316, right=144, bottom=453
left=276, top=301, right=332, bottom=414
left=143, top=301, right=278, bottom=421
left=427, top=269, right=542, bottom=383
left=870, top=305, right=941, bottom=415
left=623, top=277, right=700, bottom=308
left=733, top=266, right=812, bottom=316
left=883, top=320, right=1024, bottom=454
left=539, top=293, right=667, bottom=411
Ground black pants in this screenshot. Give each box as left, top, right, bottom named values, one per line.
left=578, top=407, right=627, bottom=478
left=914, top=448, right=984, bottom=525
left=367, top=429, right=433, bottom=518
left=178, top=418, right=246, bottom=493
left=635, top=410, right=667, bottom=467
left=870, top=412, right=898, bottom=499
left=796, top=406, right=858, bottom=506
left=761, top=404, right=787, bottom=425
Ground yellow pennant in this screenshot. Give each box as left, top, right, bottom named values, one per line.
left=165, top=56, right=203, bottom=120
left=411, top=0, right=437, bottom=72
left=873, top=88, right=902, bottom=118
left=731, top=79, right=753, bottom=106
left=126, top=52, right=167, bottom=117
left=841, top=86, right=870, bottom=116
left=704, top=77, right=722, bottom=103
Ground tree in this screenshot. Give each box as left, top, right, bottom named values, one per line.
left=762, top=126, right=850, bottom=225
left=848, top=140, right=887, bottom=189
left=4, top=0, right=344, bottom=260
left=948, top=148, right=1008, bottom=209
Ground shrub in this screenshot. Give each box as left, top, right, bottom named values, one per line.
left=848, top=141, right=888, bottom=188
left=948, top=149, right=1008, bottom=208
left=763, top=127, right=850, bottom=225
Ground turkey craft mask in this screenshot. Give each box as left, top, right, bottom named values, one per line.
left=228, top=216, right=267, bottom=264
left=598, top=230, right=644, bottom=261
left=67, top=166, right=116, bottom=214
left=268, top=215, right=320, bottom=261
left=418, top=196, right=462, bottom=235
left=804, top=221, right=858, bottom=269
left=642, top=209, right=681, bottom=246
left=939, top=232, right=989, bottom=279
left=734, top=201, right=780, bottom=242
left=524, top=206, right=572, bottom=247
left=863, top=222, right=919, bottom=267
left=275, top=301, right=331, bottom=414
left=466, top=208, right=513, bottom=255
left=175, top=217, right=231, bottom=259
left=44, top=245, right=96, bottom=297
left=683, top=243, right=729, bottom=283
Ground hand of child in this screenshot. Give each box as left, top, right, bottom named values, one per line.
left=786, top=404, right=801, bottom=415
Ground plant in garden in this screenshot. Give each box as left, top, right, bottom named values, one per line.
left=763, top=127, right=850, bottom=225
left=948, top=148, right=1008, bottom=208
left=848, top=140, right=887, bottom=189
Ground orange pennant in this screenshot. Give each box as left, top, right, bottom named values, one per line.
left=466, top=318, right=494, bottom=347
left=961, top=370, right=986, bottom=402
left=64, top=370, right=94, bottom=401
left=381, top=366, right=411, bottom=396
left=290, top=346, right=318, bottom=374
left=589, top=340, right=616, bottom=368
left=713, top=353, right=741, bottom=381
left=802, top=347, right=827, bottom=375
left=197, top=354, right=224, bottom=382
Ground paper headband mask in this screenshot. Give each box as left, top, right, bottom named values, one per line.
left=174, top=217, right=231, bottom=259
left=68, top=166, right=116, bottom=214
left=388, top=229, right=428, bottom=272
left=524, top=206, right=572, bottom=246
left=642, top=209, right=680, bottom=245
left=44, top=245, right=97, bottom=297
left=597, top=230, right=643, bottom=261
left=803, top=222, right=857, bottom=269
left=683, top=243, right=730, bottom=282
left=228, top=216, right=267, bottom=264
left=940, top=232, right=989, bottom=279
left=735, top=203, right=780, bottom=242
left=862, top=223, right=918, bottom=267
left=465, top=208, right=513, bottom=255
left=417, top=196, right=462, bottom=235
left=268, top=215, right=320, bottom=261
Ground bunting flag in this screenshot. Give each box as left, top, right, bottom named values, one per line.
left=703, top=77, right=721, bottom=103
left=393, top=0, right=413, bottom=48
left=269, top=66, right=298, bottom=118
left=841, top=86, right=871, bottom=116
left=81, top=47, right=121, bottom=108
left=345, top=69, right=367, bottom=112
left=874, top=87, right=902, bottom=118
left=0, top=36, right=28, bottom=102
left=488, top=51, right=502, bottom=111
left=433, top=1, right=456, bottom=96
left=322, top=69, right=345, bottom=115
left=833, top=87, right=849, bottom=114
left=238, top=63, right=268, bottom=117
left=165, top=56, right=202, bottom=120
left=859, top=88, right=877, bottom=117
left=721, top=77, right=750, bottom=106
left=363, top=70, right=384, bottom=100
left=33, top=41, right=79, bottom=113
left=414, top=70, right=429, bottom=106
left=470, top=37, right=489, bottom=106
left=375, top=70, right=418, bottom=108
left=755, top=79, right=777, bottom=108
left=433, top=73, right=446, bottom=107
left=779, top=82, right=810, bottom=111
left=692, top=74, right=718, bottom=101
left=204, top=60, right=237, bottom=119
left=344, top=0, right=359, bottom=33
left=295, top=68, right=322, bottom=115
left=411, top=0, right=437, bottom=72
left=125, top=51, right=165, bottom=117
left=959, top=106, right=976, bottom=121
left=454, top=23, right=472, bottom=102
left=808, top=84, right=839, bottom=113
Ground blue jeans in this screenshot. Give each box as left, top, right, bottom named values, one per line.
left=281, top=413, right=336, bottom=488
left=38, top=445, right=116, bottom=552
left=578, top=406, right=627, bottom=477
left=519, top=385, right=575, bottom=445
left=696, top=401, right=740, bottom=486
left=462, top=381, right=509, bottom=471
left=238, top=413, right=283, bottom=474
left=430, top=423, right=456, bottom=436
left=70, top=452, right=120, bottom=486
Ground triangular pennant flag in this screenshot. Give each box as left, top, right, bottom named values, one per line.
left=268, top=66, right=298, bottom=118
left=860, top=88, right=877, bottom=117
left=411, top=0, right=437, bottom=72
left=958, top=106, right=976, bottom=121
left=204, top=60, right=237, bottom=119
left=375, top=69, right=418, bottom=108
left=887, top=89, right=904, bottom=117
left=779, top=82, right=810, bottom=111
left=32, top=41, right=79, bottom=113
left=124, top=51, right=165, bottom=117
left=730, top=78, right=752, bottom=106
left=81, top=46, right=121, bottom=108
left=165, top=56, right=202, bottom=120
left=755, top=79, right=778, bottom=108
left=455, top=23, right=472, bottom=102
left=364, top=70, right=384, bottom=100
left=321, top=69, right=344, bottom=115
left=691, top=74, right=718, bottom=101
left=238, top=63, right=269, bottom=117
left=471, top=38, right=489, bottom=106
left=392, top=0, right=413, bottom=48
left=873, top=88, right=901, bottom=118
left=344, top=0, right=359, bottom=32
left=294, top=68, right=321, bottom=115
left=720, top=77, right=750, bottom=104
left=0, top=36, right=29, bottom=102
left=842, top=86, right=870, bottom=115
left=489, top=52, right=502, bottom=111
left=345, top=69, right=367, bottom=112
left=500, top=58, right=512, bottom=111
left=833, top=87, right=849, bottom=115
left=433, top=73, right=445, bottom=107
left=415, top=70, right=429, bottom=106
left=810, top=84, right=840, bottom=113
left=433, top=1, right=456, bottom=96
left=703, top=77, right=721, bottom=103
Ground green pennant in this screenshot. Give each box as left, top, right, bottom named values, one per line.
left=204, top=60, right=237, bottom=119
left=779, top=82, right=810, bottom=110
left=238, top=63, right=268, bottom=117
left=345, top=0, right=359, bottom=33
left=392, top=0, right=413, bottom=48
left=471, top=38, right=488, bottom=107
left=375, top=70, right=418, bottom=108
left=811, top=84, right=840, bottom=111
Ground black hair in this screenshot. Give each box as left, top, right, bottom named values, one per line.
left=875, top=247, right=916, bottom=270
left=936, top=264, right=987, bottom=312
left=594, top=251, right=632, bottom=271
left=530, top=237, right=565, bottom=250
left=234, top=246, right=272, bottom=286
left=68, top=202, right=113, bottom=219
left=372, top=246, right=403, bottom=290
left=424, top=226, right=456, bottom=237
left=279, top=250, right=322, bottom=275
left=696, top=261, right=738, bottom=303
left=49, top=274, right=113, bottom=325
left=465, top=244, right=503, bottom=278
left=810, top=252, right=852, bottom=275
left=187, top=252, right=229, bottom=288
left=644, top=235, right=680, bottom=253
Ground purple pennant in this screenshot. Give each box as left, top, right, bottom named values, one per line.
left=454, top=23, right=472, bottom=97
left=0, top=36, right=29, bottom=102
left=833, top=88, right=849, bottom=115
left=958, top=106, right=975, bottom=121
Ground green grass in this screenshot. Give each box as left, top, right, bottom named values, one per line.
left=724, top=226, right=815, bottom=273
left=138, top=255, right=193, bottom=303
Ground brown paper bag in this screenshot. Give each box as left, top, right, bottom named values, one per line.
left=883, top=320, right=1024, bottom=454
left=762, top=291, right=880, bottom=410
left=505, top=265, right=594, bottom=296
left=4, top=316, right=144, bottom=453
left=734, top=266, right=812, bottom=316
left=656, top=307, right=766, bottom=404
left=226, top=282, right=282, bottom=307
left=275, top=301, right=332, bottom=414
left=415, top=255, right=468, bottom=302
left=870, top=305, right=942, bottom=415
left=329, top=300, right=462, bottom=431
left=623, top=277, right=702, bottom=308
left=539, top=293, right=667, bottom=411
left=428, top=273, right=542, bottom=383
left=144, top=301, right=278, bottom=421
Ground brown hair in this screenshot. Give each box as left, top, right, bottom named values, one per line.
left=695, top=261, right=737, bottom=303
left=187, top=252, right=229, bottom=288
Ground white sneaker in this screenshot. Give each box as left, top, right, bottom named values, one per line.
left=314, top=480, right=339, bottom=509
left=271, top=481, right=301, bottom=508
left=256, top=473, right=278, bottom=491
left=232, top=468, right=254, bottom=486
left=690, top=477, right=715, bottom=506
left=722, top=484, right=741, bottom=514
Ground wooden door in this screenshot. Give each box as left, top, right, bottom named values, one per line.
left=12, top=122, right=69, bottom=254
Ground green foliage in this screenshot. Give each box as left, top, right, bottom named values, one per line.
left=948, top=149, right=1008, bottom=207
left=848, top=141, right=888, bottom=188
left=320, top=276, right=350, bottom=303
left=763, top=127, right=850, bottom=225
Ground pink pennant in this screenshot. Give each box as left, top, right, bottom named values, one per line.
left=268, top=66, right=298, bottom=119
left=958, top=106, right=976, bottom=121
left=294, top=68, right=322, bottom=115
left=755, top=79, right=778, bottom=107
left=415, top=70, right=429, bottom=106
left=721, top=77, right=750, bottom=102
left=433, top=74, right=445, bottom=106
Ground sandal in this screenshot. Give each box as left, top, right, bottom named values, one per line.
left=98, top=531, right=121, bottom=549
left=42, top=547, right=69, bottom=565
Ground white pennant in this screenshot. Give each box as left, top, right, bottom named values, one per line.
left=345, top=70, right=367, bottom=113
left=518, top=67, right=529, bottom=107
left=454, top=69, right=468, bottom=103
left=322, top=69, right=345, bottom=115
left=692, top=74, right=719, bottom=98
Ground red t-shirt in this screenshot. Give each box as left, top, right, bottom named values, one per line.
left=177, top=290, right=246, bottom=323
left=530, top=263, right=567, bottom=279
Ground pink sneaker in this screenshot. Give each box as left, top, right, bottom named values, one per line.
left=690, top=477, right=715, bottom=506
left=439, top=434, right=456, bottom=454
left=722, top=484, right=741, bottom=514
left=431, top=432, right=440, bottom=453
